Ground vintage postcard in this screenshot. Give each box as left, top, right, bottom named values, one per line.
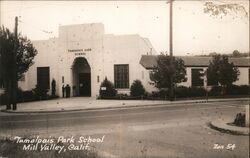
left=0, top=0, right=249, bottom=158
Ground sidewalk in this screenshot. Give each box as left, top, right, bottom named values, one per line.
left=0, top=97, right=248, bottom=114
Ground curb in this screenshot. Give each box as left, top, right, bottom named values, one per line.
left=1, top=98, right=249, bottom=114
left=209, top=119, right=249, bottom=136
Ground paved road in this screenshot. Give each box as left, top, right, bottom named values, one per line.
left=0, top=100, right=249, bottom=158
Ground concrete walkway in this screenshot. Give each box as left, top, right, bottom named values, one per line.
left=1, top=97, right=171, bottom=113
left=0, top=97, right=248, bottom=114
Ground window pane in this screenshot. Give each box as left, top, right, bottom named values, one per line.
left=114, top=64, right=129, bottom=89
left=37, top=67, right=50, bottom=89
left=191, top=69, right=204, bottom=87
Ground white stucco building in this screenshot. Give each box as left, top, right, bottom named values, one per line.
left=140, top=55, right=250, bottom=88
left=18, top=23, right=157, bottom=97
left=17, top=23, right=250, bottom=97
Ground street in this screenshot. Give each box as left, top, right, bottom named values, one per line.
left=0, top=100, right=249, bottom=158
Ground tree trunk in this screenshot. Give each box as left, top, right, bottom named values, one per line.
left=221, top=85, right=226, bottom=96
left=12, top=78, right=17, bottom=110
left=6, top=80, right=11, bottom=110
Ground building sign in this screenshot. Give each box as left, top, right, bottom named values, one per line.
left=68, top=48, right=92, bottom=53
left=84, top=48, right=92, bottom=51
left=68, top=48, right=92, bottom=56
left=75, top=52, right=86, bottom=56
left=68, top=49, right=83, bottom=52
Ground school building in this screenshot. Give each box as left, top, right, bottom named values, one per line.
left=17, top=23, right=250, bottom=97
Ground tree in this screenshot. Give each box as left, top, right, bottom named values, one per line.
left=204, top=2, right=248, bottom=19
left=150, top=54, right=187, bottom=90
left=99, top=77, right=117, bottom=98
left=130, top=80, right=145, bottom=97
left=232, top=50, right=240, bottom=57
left=0, top=26, right=37, bottom=109
left=207, top=54, right=239, bottom=94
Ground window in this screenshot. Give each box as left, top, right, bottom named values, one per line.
left=114, top=64, right=129, bottom=88
left=191, top=69, right=204, bottom=87
left=37, top=67, right=50, bottom=89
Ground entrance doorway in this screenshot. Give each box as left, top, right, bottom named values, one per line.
left=72, top=57, right=91, bottom=97
left=79, top=73, right=91, bottom=96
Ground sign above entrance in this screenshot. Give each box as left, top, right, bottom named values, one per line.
left=68, top=48, right=92, bottom=53
left=68, top=48, right=92, bottom=56
left=75, top=52, right=86, bottom=56
left=68, top=49, right=83, bottom=52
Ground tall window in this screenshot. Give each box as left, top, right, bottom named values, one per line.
left=37, top=67, right=50, bottom=89
left=191, top=69, right=204, bottom=87
left=114, top=64, right=129, bottom=89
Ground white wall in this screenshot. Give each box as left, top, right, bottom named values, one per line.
left=103, top=34, right=156, bottom=95
left=234, top=68, right=249, bottom=85
left=18, top=38, right=59, bottom=95
left=18, top=23, right=157, bottom=97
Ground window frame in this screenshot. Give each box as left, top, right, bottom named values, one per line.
left=114, top=64, right=129, bottom=89
left=191, top=68, right=204, bottom=87
left=37, top=67, right=50, bottom=89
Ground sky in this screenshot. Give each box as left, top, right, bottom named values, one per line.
left=0, top=0, right=249, bottom=56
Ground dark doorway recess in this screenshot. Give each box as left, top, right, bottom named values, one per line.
left=79, top=73, right=91, bottom=96
left=72, top=57, right=91, bottom=97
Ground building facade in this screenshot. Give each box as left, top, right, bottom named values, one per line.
left=18, top=23, right=157, bottom=97
left=17, top=23, right=250, bottom=97
left=140, top=55, right=250, bottom=89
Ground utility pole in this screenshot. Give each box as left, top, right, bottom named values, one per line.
left=169, top=0, right=174, bottom=101
left=12, top=16, right=18, bottom=110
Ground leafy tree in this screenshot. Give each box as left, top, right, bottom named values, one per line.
left=230, top=50, right=249, bottom=58
left=0, top=26, right=37, bottom=109
left=204, top=2, right=248, bottom=19
left=207, top=54, right=239, bottom=94
left=99, top=77, right=117, bottom=98
left=150, top=54, right=187, bottom=89
left=130, top=80, right=145, bottom=97
left=232, top=50, right=241, bottom=57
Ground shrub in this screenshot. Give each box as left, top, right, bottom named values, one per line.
left=148, top=89, right=169, bottom=99
left=174, top=86, right=206, bottom=98
left=17, top=88, right=35, bottom=102
left=233, top=113, right=245, bottom=127
left=226, top=85, right=249, bottom=95
left=130, top=80, right=146, bottom=97
left=99, top=77, right=117, bottom=98
left=117, top=93, right=128, bottom=99
left=174, top=86, right=189, bottom=98
left=208, top=86, right=221, bottom=96
left=188, top=87, right=206, bottom=97
left=32, top=85, right=49, bottom=100
left=209, top=85, right=250, bottom=96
